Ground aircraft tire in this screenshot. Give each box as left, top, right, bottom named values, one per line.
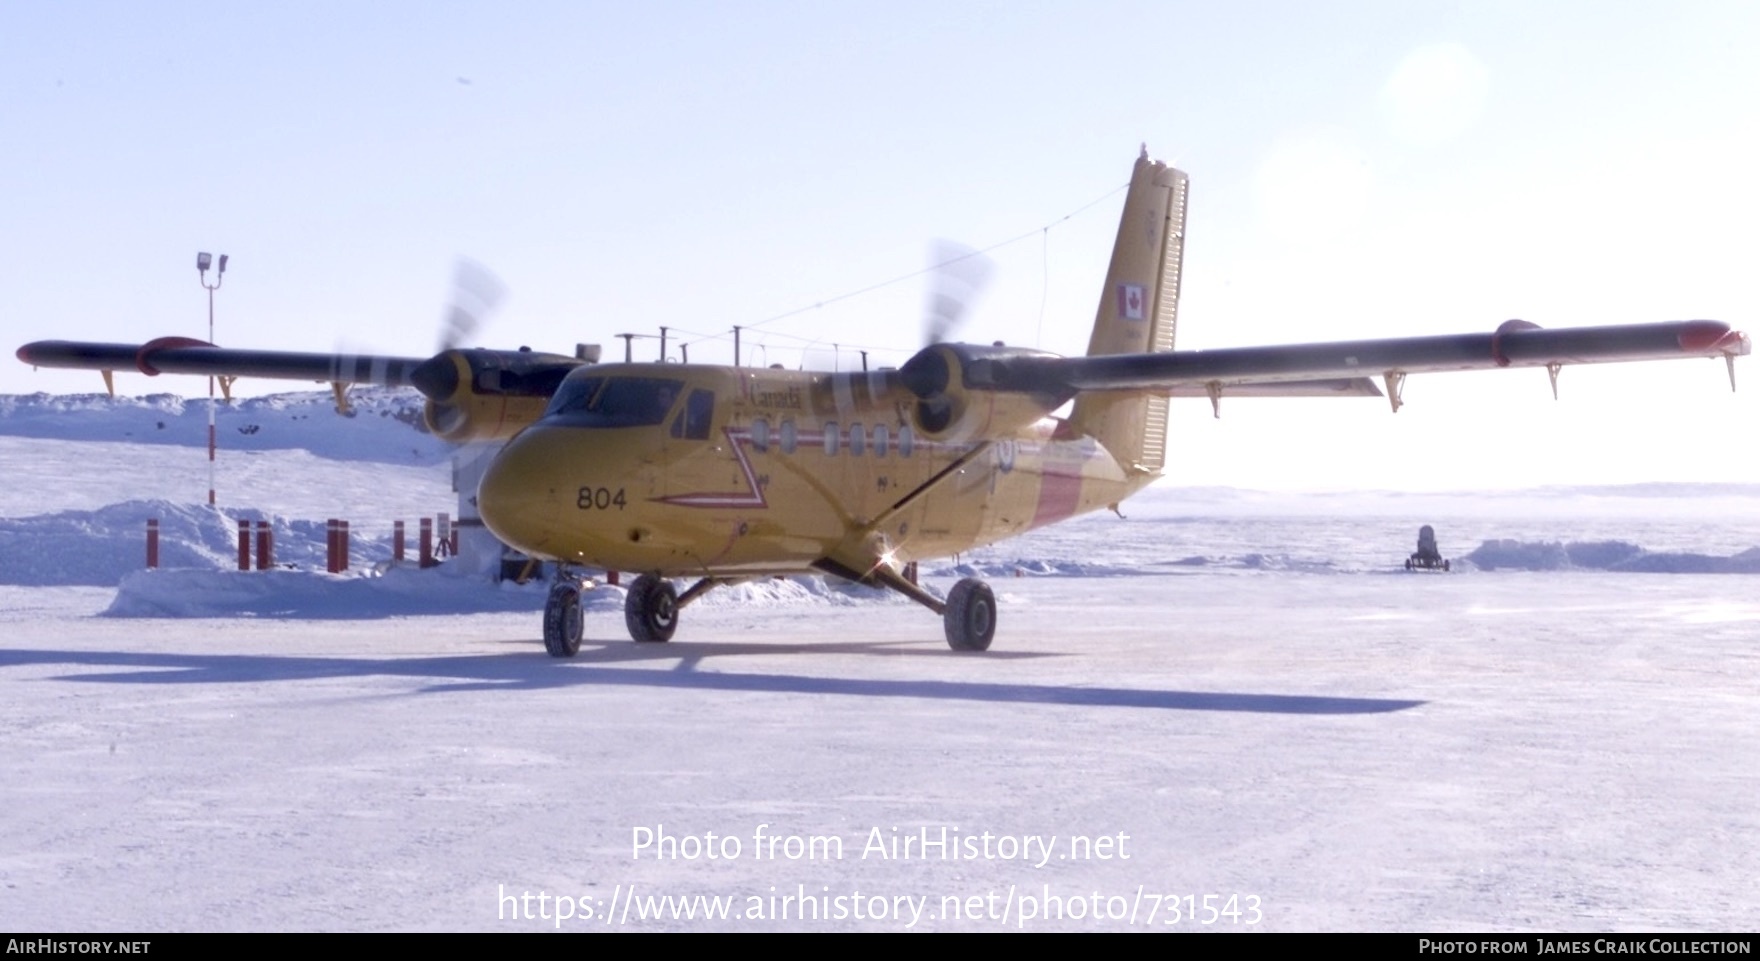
left=944, top=577, right=996, bottom=652
left=543, top=583, right=584, bottom=658
left=626, top=574, right=679, bottom=643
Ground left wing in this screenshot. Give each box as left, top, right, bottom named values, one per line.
left=926, top=318, right=1747, bottom=413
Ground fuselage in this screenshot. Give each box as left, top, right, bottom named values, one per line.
left=476, top=362, right=1156, bottom=577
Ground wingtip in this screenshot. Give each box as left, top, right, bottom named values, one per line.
left=1676, top=320, right=1746, bottom=355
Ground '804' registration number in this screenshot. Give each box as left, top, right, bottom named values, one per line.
left=577, top=487, right=627, bottom=510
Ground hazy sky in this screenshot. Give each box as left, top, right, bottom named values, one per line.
left=3, top=1, right=1754, bottom=489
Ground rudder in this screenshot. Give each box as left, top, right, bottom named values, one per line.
left=1068, top=148, right=1189, bottom=475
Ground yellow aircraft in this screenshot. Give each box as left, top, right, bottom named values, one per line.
left=16, top=149, right=1751, bottom=656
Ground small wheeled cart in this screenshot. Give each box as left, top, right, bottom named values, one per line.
left=1405, top=524, right=1451, bottom=572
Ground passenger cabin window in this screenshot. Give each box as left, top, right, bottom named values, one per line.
left=849, top=422, right=865, bottom=457
left=780, top=419, right=797, bottom=454
left=545, top=375, right=685, bottom=428
left=873, top=424, right=889, bottom=458
left=751, top=416, right=770, bottom=452
left=898, top=424, right=914, bottom=458
left=670, top=388, right=714, bottom=440
left=823, top=421, right=840, bottom=456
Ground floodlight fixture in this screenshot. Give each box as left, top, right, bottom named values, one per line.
left=193, top=248, right=231, bottom=505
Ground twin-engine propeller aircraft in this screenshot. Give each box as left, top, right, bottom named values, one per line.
left=17, top=149, right=1751, bottom=656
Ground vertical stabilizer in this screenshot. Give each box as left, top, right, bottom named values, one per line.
left=1069, top=149, right=1188, bottom=475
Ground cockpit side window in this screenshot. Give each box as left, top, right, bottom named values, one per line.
left=673, top=389, right=713, bottom=440
left=687, top=389, right=713, bottom=439
left=543, top=376, right=685, bottom=428
left=544, top=376, right=603, bottom=418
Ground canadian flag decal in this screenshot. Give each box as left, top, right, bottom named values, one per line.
left=1118, top=283, right=1147, bottom=321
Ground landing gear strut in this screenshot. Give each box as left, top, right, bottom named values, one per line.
left=817, top=559, right=999, bottom=652
left=625, top=573, right=679, bottom=643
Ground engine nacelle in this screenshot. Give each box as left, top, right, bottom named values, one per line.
left=411, top=348, right=584, bottom=443
left=898, top=343, right=1075, bottom=441
left=421, top=394, right=554, bottom=443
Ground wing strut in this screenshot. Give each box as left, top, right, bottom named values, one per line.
left=1383, top=371, right=1406, bottom=413
left=869, top=440, right=994, bottom=533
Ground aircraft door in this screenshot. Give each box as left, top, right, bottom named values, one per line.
left=660, top=387, right=717, bottom=501
left=670, top=388, right=714, bottom=443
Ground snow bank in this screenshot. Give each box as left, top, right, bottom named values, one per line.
left=937, top=554, right=1346, bottom=578
left=0, top=387, right=447, bottom=465
left=691, top=576, right=908, bottom=608
left=102, top=568, right=912, bottom=619
left=1465, top=539, right=1760, bottom=573
left=0, top=499, right=410, bottom=586
left=104, top=565, right=553, bottom=618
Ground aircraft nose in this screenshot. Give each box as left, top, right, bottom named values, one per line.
left=477, top=427, right=577, bottom=559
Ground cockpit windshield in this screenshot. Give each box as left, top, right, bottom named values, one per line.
left=542, top=375, right=685, bottom=428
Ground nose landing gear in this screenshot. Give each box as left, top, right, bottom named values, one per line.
left=542, top=580, right=585, bottom=657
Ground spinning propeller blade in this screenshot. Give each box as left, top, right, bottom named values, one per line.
left=922, top=240, right=993, bottom=347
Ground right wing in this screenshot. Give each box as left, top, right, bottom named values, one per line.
left=15, top=337, right=588, bottom=442
left=15, top=338, right=430, bottom=388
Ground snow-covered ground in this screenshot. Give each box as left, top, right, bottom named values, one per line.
left=1, top=390, right=1757, bottom=931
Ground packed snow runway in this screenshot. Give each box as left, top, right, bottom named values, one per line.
left=3, top=572, right=1757, bottom=931
left=2, top=393, right=1757, bottom=931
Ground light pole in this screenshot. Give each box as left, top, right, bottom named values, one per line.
left=197, top=252, right=228, bottom=506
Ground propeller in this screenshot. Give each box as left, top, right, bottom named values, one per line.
left=921, top=240, right=993, bottom=347
left=415, top=259, right=509, bottom=437
left=905, top=242, right=995, bottom=431
left=438, top=257, right=508, bottom=353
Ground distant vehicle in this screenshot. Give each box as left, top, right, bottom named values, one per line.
left=1407, top=525, right=1451, bottom=572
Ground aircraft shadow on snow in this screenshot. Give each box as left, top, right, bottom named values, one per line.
left=0, top=644, right=1425, bottom=715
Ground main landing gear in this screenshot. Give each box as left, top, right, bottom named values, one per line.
left=624, top=573, right=679, bottom=643
left=942, top=578, right=997, bottom=652
left=814, top=559, right=998, bottom=652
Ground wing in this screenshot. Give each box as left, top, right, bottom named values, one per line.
left=15, top=337, right=588, bottom=442
left=15, top=338, right=431, bottom=388
left=15, top=338, right=585, bottom=399
left=936, top=319, right=1747, bottom=413
left=1043, top=319, right=1747, bottom=392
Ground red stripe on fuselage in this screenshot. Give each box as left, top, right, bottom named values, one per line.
left=1029, top=465, right=1084, bottom=529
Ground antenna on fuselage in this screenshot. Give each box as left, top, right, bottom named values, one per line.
left=615, top=333, right=637, bottom=363
left=733, top=326, right=743, bottom=367
left=658, top=326, right=668, bottom=363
